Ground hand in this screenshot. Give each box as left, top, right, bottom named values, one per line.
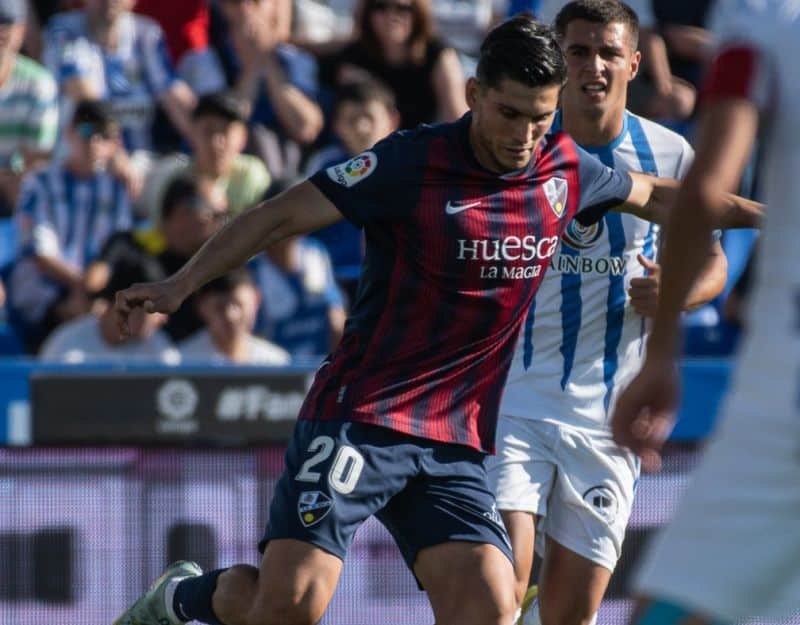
left=611, top=355, right=679, bottom=472
left=231, top=5, right=276, bottom=68
left=109, top=148, right=143, bottom=199
left=628, top=254, right=661, bottom=317
left=114, top=279, right=187, bottom=338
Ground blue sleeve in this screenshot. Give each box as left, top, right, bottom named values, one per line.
left=574, top=146, right=633, bottom=226
left=308, top=134, right=416, bottom=227
left=279, top=46, right=319, bottom=100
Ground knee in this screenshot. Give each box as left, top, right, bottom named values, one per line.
left=214, top=565, right=260, bottom=619
left=242, top=576, right=328, bottom=625
left=539, top=594, right=596, bottom=625
left=448, top=582, right=518, bottom=625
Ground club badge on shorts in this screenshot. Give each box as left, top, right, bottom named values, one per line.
left=298, top=491, right=333, bottom=527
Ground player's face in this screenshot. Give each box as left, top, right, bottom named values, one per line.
left=560, top=19, right=640, bottom=119
left=467, top=77, right=560, bottom=173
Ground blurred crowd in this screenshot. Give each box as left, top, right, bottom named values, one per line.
left=0, top=0, right=756, bottom=365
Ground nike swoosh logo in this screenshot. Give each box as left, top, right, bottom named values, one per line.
left=445, top=200, right=482, bottom=215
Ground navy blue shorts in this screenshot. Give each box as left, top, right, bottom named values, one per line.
left=260, top=420, right=512, bottom=581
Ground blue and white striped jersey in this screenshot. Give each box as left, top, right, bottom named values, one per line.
left=43, top=11, right=178, bottom=153
left=10, top=164, right=132, bottom=324
left=501, top=111, right=693, bottom=428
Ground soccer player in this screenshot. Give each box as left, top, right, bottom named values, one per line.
left=485, top=3, right=727, bottom=624
left=611, top=2, right=800, bottom=624
left=111, top=16, right=749, bottom=625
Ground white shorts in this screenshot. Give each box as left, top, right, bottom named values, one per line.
left=486, top=415, right=638, bottom=571
left=634, top=392, right=800, bottom=623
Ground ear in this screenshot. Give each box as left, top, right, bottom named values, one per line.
left=466, top=77, right=481, bottom=110
left=629, top=49, right=642, bottom=81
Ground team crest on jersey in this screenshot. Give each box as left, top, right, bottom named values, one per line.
left=298, top=491, right=333, bottom=527
left=583, top=486, right=618, bottom=525
left=561, top=218, right=605, bottom=250
left=326, top=151, right=378, bottom=188
left=543, top=177, right=568, bottom=217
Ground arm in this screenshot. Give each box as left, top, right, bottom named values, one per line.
left=432, top=47, right=468, bottom=123
left=616, top=172, right=763, bottom=228
left=260, top=53, right=324, bottom=145
left=115, top=181, right=342, bottom=334
left=611, top=97, right=760, bottom=468
left=158, top=81, right=197, bottom=144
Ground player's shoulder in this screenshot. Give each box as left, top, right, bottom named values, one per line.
left=624, top=112, right=693, bottom=156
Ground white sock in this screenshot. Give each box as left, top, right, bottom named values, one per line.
left=164, top=576, right=191, bottom=624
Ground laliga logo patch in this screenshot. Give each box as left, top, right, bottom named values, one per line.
left=544, top=177, right=568, bottom=218
left=583, top=485, right=619, bottom=525
left=298, top=491, right=333, bottom=527
left=562, top=218, right=605, bottom=250
left=327, top=151, right=378, bottom=188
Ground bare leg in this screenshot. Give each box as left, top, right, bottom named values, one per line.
left=501, top=510, right=537, bottom=609
left=212, top=539, right=342, bottom=625
left=415, top=541, right=518, bottom=625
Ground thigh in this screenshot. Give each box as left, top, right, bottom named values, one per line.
left=486, top=415, right=557, bottom=516
left=538, top=534, right=612, bottom=625
left=416, top=541, right=517, bottom=625
left=377, top=442, right=514, bottom=577
left=540, top=427, right=638, bottom=571
left=260, top=420, right=412, bottom=560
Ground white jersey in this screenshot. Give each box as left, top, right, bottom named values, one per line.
left=706, top=0, right=800, bottom=421
left=501, top=111, right=693, bottom=428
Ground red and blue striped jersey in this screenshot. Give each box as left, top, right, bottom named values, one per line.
left=303, top=114, right=632, bottom=452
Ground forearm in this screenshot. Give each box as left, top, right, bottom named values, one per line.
left=35, top=255, right=84, bottom=289
left=639, top=30, right=673, bottom=92
left=682, top=246, right=727, bottom=310
left=718, top=193, right=763, bottom=228
left=648, top=184, right=719, bottom=356
left=262, top=54, right=323, bottom=145
left=160, top=83, right=197, bottom=143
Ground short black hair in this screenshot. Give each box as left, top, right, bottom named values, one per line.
left=476, top=14, right=567, bottom=89
left=161, top=177, right=204, bottom=221
left=554, top=0, right=640, bottom=50
left=333, top=79, right=397, bottom=119
left=193, top=90, right=249, bottom=124
left=71, top=99, right=118, bottom=132
left=198, top=268, right=256, bottom=298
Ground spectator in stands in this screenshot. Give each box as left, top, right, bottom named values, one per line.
left=431, top=0, right=504, bottom=77
left=7, top=100, right=132, bottom=351
left=180, top=268, right=290, bottom=365
left=249, top=234, right=346, bottom=360
left=43, top=0, right=197, bottom=155
left=291, top=0, right=357, bottom=54
left=305, top=80, right=400, bottom=301
left=134, top=0, right=226, bottom=96
left=90, top=175, right=229, bottom=343
left=138, top=90, right=271, bottom=225
left=214, top=0, right=324, bottom=189
left=537, top=0, right=696, bottom=122
left=322, top=0, right=467, bottom=130
left=0, top=0, right=59, bottom=218
left=39, top=260, right=179, bottom=363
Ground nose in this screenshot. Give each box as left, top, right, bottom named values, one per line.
left=585, top=52, right=604, bottom=75
left=511, top=119, right=534, bottom=146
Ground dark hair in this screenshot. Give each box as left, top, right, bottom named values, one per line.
left=193, top=90, right=249, bottom=124
left=198, top=268, right=255, bottom=298
left=358, top=0, right=435, bottom=65
left=476, top=14, right=567, bottom=89
left=554, top=0, right=639, bottom=50
left=71, top=99, right=118, bottom=132
left=161, top=177, right=204, bottom=221
left=333, top=79, right=397, bottom=118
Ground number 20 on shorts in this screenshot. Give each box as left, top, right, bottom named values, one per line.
left=295, top=435, right=365, bottom=495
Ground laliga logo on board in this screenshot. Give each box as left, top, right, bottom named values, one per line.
left=327, top=151, right=378, bottom=188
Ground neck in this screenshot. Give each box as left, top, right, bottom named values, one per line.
left=213, top=332, right=248, bottom=362
left=380, top=40, right=408, bottom=65
left=0, top=54, right=16, bottom=88
left=88, top=12, right=119, bottom=48
left=65, top=156, right=95, bottom=179
left=560, top=105, right=625, bottom=148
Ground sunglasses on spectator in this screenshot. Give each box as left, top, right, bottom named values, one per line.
left=371, top=1, right=414, bottom=14
left=75, top=122, right=116, bottom=141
